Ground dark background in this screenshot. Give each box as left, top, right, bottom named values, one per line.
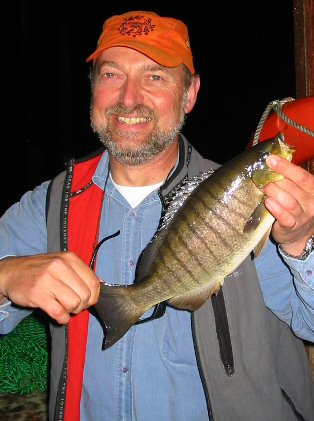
left=1, top=1, right=296, bottom=215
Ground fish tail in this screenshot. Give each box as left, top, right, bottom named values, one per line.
left=92, top=283, right=144, bottom=350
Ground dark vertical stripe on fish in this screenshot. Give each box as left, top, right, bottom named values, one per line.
left=175, top=208, right=221, bottom=264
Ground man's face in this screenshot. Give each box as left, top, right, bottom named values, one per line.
left=90, top=47, right=197, bottom=165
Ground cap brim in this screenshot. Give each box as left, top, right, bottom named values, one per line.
left=86, top=41, right=183, bottom=69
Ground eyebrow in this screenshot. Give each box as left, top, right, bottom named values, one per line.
left=97, top=60, right=171, bottom=74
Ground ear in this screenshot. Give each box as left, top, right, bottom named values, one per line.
left=184, top=75, right=200, bottom=114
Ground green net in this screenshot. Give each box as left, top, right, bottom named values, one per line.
left=0, top=312, right=49, bottom=394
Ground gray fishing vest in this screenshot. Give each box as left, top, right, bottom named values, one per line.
left=47, top=136, right=314, bottom=420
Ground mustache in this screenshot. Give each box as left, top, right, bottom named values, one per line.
left=105, top=103, right=156, bottom=120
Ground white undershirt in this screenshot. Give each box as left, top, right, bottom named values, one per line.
left=110, top=173, right=164, bottom=208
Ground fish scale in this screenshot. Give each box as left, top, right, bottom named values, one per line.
left=92, top=135, right=295, bottom=349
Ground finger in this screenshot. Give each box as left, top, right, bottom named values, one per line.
left=264, top=196, right=296, bottom=229
left=38, top=252, right=100, bottom=308
left=10, top=272, right=87, bottom=319
left=266, top=155, right=314, bottom=191
left=0, top=253, right=100, bottom=318
left=11, top=285, right=72, bottom=325
left=263, top=181, right=304, bottom=217
left=6, top=254, right=99, bottom=314
left=64, top=252, right=100, bottom=305
left=39, top=294, right=71, bottom=324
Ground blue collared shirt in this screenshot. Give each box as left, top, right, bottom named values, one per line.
left=1, top=152, right=314, bottom=420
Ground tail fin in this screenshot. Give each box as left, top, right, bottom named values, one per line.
left=91, top=283, right=144, bottom=350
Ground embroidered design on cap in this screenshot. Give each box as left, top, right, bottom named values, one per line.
left=119, top=15, right=156, bottom=37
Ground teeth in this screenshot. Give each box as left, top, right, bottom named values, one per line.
left=118, top=116, right=149, bottom=125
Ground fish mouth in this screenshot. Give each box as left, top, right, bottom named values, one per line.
left=277, top=135, right=296, bottom=161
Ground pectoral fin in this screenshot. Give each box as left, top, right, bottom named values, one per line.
left=243, top=201, right=266, bottom=234
left=168, top=279, right=224, bottom=311
left=243, top=199, right=274, bottom=257
left=253, top=226, right=272, bottom=257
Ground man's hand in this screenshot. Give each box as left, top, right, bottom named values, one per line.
left=264, top=154, right=314, bottom=256
left=0, top=252, right=100, bottom=324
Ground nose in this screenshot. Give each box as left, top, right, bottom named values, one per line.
left=120, top=77, right=143, bottom=108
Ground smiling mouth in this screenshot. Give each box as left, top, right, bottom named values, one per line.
left=117, top=116, right=151, bottom=125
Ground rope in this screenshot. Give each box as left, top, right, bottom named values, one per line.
left=252, top=97, right=314, bottom=146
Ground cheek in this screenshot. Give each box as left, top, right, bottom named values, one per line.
left=92, top=88, right=113, bottom=110
left=153, top=91, right=183, bottom=124
left=91, top=89, right=116, bottom=125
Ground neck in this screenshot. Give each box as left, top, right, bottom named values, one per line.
left=109, top=140, right=179, bottom=186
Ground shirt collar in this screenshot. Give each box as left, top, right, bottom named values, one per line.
left=92, top=150, right=110, bottom=191
left=91, top=151, right=162, bottom=208
left=91, top=143, right=182, bottom=193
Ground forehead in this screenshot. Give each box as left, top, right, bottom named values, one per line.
left=95, top=46, right=183, bottom=76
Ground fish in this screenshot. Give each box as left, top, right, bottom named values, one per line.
left=92, top=134, right=295, bottom=349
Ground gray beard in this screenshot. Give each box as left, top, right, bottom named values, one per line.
left=90, top=98, right=187, bottom=166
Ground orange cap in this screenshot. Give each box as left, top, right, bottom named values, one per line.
left=86, top=11, right=195, bottom=74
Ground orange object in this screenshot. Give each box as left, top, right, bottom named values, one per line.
left=249, top=96, right=314, bottom=165
left=86, top=11, right=195, bottom=74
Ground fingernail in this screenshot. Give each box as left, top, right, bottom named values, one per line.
left=266, top=155, right=278, bottom=167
